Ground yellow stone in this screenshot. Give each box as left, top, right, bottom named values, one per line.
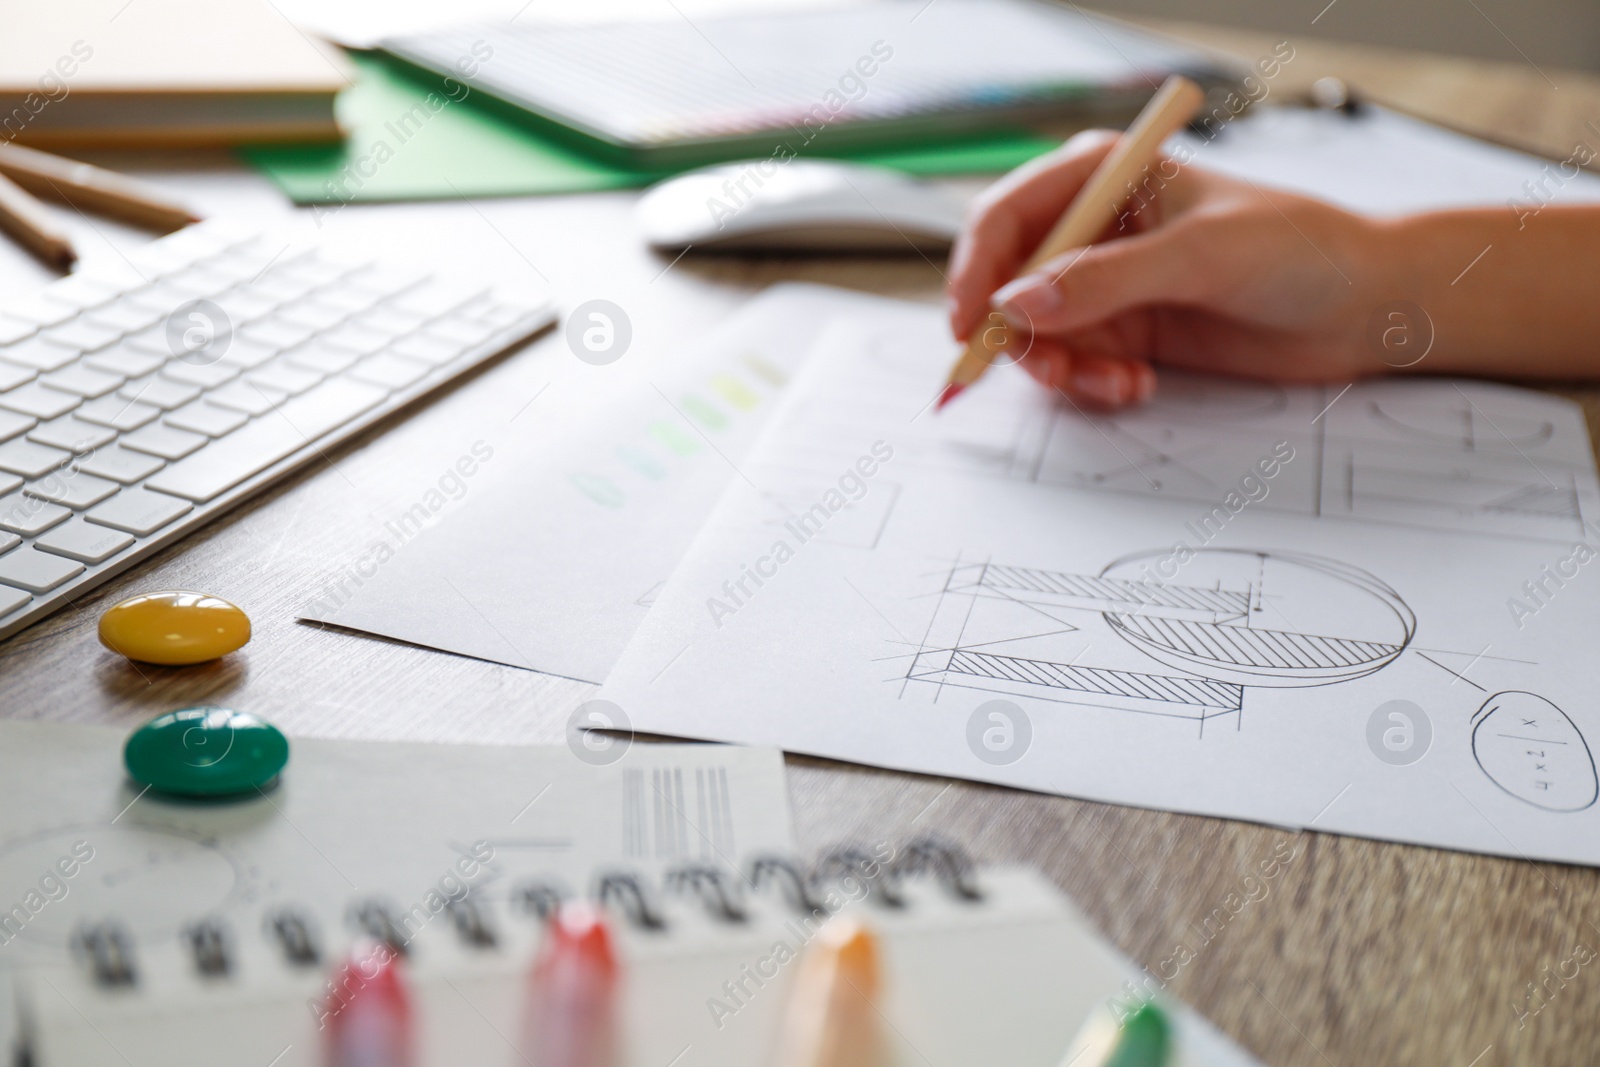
left=98, top=591, right=251, bottom=665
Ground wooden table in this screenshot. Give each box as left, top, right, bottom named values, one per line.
left=4, top=20, right=1600, bottom=1067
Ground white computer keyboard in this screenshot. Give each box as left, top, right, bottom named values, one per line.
left=0, top=219, right=556, bottom=642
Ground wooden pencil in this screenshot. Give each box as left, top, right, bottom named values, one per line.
left=0, top=142, right=199, bottom=233
left=937, top=74, right=1207, bottom=409
left=0, top=171, right=76, bottom=271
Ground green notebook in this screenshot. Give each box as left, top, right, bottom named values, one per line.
left=242, top=53, right=1062, bottom=206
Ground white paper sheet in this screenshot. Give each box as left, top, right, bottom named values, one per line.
left=603, top=301, right=1600, bottom=865
left=309, top=105, right=1600, bottom=688
left=1169, top=104, right=1600, bottom=215
left=300, top=284, right=903, bottom=683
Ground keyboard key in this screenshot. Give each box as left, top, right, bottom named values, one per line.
left=387, top=334, right=465, bottom=367
left=123, top=323, right=176, bottom=356
left=121, top=423, right=208, bottom=460
left=1, top=336, right=79, bottom=371
left=0, top=439, right=71, bottom=478
left=251, top=272, right=318, bottom=304
left=0, top=316, right=34, bottom=344
left=165, top=401, right=248, bottom=437
left=85, top=344, right=165, bottom=378
left=215, top=336, right=278, bottom=369
left=204, top=379, right=287, bottom=416
left=207, top=250, right=271, bottom=285
left=0, top=473, right=19, bottom=497
left=0, top=546, right=84, bottom=592
left=279, top=254, right=352, bottom=286
left=44, top=274, right=122, bottom=310
left=285, top=340, right=360, bottom=375
left=347, top=265, right=427, bottom=299
left=147, top=377, right=386, bottom=503
left=167, top=265, right=235, bottom=297
left=86, top=299, right=165, bottom=333
left=405, top=280, right=485, bottom=318
left=25, top=471, right=120, bottom=509
left=426, top=315, right=498, bottom=347
left=76, top=446, right=165, bottom=484
left=40, top=363, right=124, bottom=398
left=320, top=323, right=389, bottom=357
left=119, top=377, right=200, bottom=410
left=162, top=360, right=238, bottom=389
left=0, top=411, right=35, bottom=443
left=74, top=396, right=161, bottom=432
left=45, top=319, right=122, bottom=352
left=3, top=294, right=77, bottom=327
left=475, top=301, right=539, bottom=329
left=247, top=360, right=322, bottom=396
left=214, top=289, right=279, bottom=324
left=0, top=359, right=36, bottom=391
left=242, top=318, right=316, bottom=350
left=27, top=416, right=117, bottom=453
left=276, top=300, right=346, bottom=331
left=315, top=287, right=382, bottom=316
left=0, top=492, right=70, bottom=535
left=0, top=383, right=80, bottom=420
left=0, top=585, right=29, bottom=617
left=350, top=353, right=429, bottom=390
left=35, top=520, right=134, bottom=565
left=87, top=487, right=192, bottom=536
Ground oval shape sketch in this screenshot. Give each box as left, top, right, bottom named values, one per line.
left=1472, top=691, right=1598, bottom=812
left=1099, top=549, right=1414, bottom=688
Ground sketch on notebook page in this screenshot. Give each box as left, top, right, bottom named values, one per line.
left=862, top=322, right=1596, bottom=546
left=906, top=547, right=1415, bottom=723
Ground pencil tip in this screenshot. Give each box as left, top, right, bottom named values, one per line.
left=934, top=383, right=963, bottom=412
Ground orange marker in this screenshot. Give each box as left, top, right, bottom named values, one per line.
left=522, top=904, right=622, bottom=1067
left=938, top=75, right=1206, bottom=410
left=322, top=940, right=416, bottom=1067
left=770, top=919, right=883, bottom=1067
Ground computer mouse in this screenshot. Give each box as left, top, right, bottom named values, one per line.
left=634, top=159, right=966, bottom=253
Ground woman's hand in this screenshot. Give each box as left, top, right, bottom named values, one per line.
left=946, top=130, right=1392, bottom=409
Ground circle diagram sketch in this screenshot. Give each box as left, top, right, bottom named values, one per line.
left=1099, top=549, right=1415, bottom=687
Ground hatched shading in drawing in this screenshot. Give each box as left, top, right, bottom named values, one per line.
left=907, top=548, right=1415, bottom=728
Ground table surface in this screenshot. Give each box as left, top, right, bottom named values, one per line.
left=5, top=18, right=1600, bottom=1067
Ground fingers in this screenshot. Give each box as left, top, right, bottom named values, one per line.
left=993, top=222, right=1208, bottom=338
left=1017, top=338, right=1156, bottom=410
left=946, top=130, right=1120, bottom=341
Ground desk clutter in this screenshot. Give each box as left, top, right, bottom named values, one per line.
left=0, top=721, right=1260, bottom=1067
left=3, top=8, right=1600, bottom=1062
left=0, top=219, right=556, bottom=643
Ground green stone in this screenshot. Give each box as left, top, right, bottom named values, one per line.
left=124, top=707, right=289, bottom=797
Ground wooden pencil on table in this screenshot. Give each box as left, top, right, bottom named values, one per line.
left=0, top=170, right=76, bottom=271
left=0, top=142, right=200, bottom=233
left=936, top=74, right=1208, bottom=410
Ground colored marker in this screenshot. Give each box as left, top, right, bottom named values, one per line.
left=521, top=904, right=621, bottom=1067
left=770, top=918, right=883, bottom=1067
left=1058, top=1000, right=1171, bottom=1067
left=322, top=940, right=415, bottom=1067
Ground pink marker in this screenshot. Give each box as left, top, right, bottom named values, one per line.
left=322, top=940, right=416, bottom=1067
left=522, top=904, right=622, bottom=1067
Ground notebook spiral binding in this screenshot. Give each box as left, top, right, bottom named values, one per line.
left=66, top=836, right=984, bottom=987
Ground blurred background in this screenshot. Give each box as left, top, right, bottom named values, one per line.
left=1102, top=0, right=1596, bottom=71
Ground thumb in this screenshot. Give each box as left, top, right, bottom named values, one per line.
left=991, top=224, right=1208, bottom=336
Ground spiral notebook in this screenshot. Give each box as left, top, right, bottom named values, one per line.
left=16, top=851, right=1264, bottom=1067
left=0, top=722, right=1263, bottom=1066
left=0, top=720, right=793, bottom=1064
